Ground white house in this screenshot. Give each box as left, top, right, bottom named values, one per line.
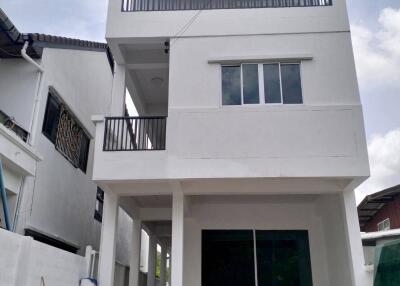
left=92, top=0, right=371, bottom=286
left=0, top=9, right=134, bottom=278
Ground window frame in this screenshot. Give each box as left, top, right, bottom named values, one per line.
left=377, top=218, right=390, bottom=231
left=221, top=62, right=303, bottom=106
left=202, top=229, right=313, bottom=286
left=94, top=187, right=104, bottom=222
left=42, top=88, right=91, bottom=174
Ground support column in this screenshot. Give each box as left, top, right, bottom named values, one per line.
left=147, top=234, right=157, bottom=286
left=171, top=191, right=185, bottom=286
left=160, top=244, right=167, bottom=286
left=111, top=63, right=126, bottom=116
left=129, top=219, right=142, bottom=286
left=341, top=189, right=368, bottom=286
left=98, top=191, right=119, bottom=286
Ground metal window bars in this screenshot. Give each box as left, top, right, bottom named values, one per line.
left=55, top=106, right=86, bottom=167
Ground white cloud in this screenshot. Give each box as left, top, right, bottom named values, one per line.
left=356, top=128, right=400, bottom=203
left=351, top=7, right=400, bottom=90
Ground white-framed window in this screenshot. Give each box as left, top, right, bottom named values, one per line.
left=377, top=218, right=390, bottom=231
left=221, top=62, right=303, bottom=106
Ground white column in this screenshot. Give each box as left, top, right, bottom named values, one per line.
left=129, top=219, right=142, bottom=286
left=171, top=192, right=185, bottom=286
left=160, top=244, right=167, bottom=286
left=98, top=191, right=119, bottom=286
left=111, top=63, right=126, bottom=116
left=147, top=234, right=157, bottom=286
left=341, top=189, right=368, bottom=286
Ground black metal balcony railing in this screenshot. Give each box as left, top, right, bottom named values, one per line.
left=122, top=0, right=332, bottom=12
left=103, top=117, right=167, bottom=151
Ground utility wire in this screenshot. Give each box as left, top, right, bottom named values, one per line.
left=170, top=0, right=212, bottom=47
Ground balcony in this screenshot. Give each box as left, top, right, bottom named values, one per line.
left=122, top=0, right=332, bottom=12
left=103, top=116, right=167, bottom=151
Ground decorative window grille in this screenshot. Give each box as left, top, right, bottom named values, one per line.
left=42, top=90, right=90, bottom=173
left=55, top=106, right=85, bottom=168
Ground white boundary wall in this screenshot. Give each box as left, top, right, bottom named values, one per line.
left=0, top=229, right=88, bottom=286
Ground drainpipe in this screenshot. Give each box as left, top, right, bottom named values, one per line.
left=21, top=41, right=44, bottom=146
left=0, top=159, right=11, bottom=230
left=10, top=42, right=45, bottom=232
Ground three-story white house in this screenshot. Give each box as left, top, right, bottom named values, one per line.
left=93, top=0, right=370, bottom=285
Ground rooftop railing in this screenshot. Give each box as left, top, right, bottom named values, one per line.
left=122, top=0, right=332, bottom=12
left=103, top=116, right=167, bottom=151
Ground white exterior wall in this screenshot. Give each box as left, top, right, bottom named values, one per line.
left=106, top=0, right=349, bottom=43
left=93, top=33, right=368, bottom=182
left=182, top=194, right=358, bottom=286
left=0, top=124, right=42, bottom=229
left=0, top=58, right=38, bottom=131
left=12, top=47, right=116, bottom=255
left=0, top=228, right=87, bottom=286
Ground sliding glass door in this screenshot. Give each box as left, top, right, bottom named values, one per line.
left=202, top=230, right=313, bottom=286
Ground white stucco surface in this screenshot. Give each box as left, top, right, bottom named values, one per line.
left=8, top=47, right=118, bottom=257
left=182, top=194, right=357, bottom=286
left=95, top=1, right=371, bottom=286
left=0, top=59, right=39, bottom=131
left=0, top=228, right=87, bottom=286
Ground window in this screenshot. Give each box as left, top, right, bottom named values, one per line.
left=42, top=94, right=61, bottom=143
left=222, top=66, right=241, bottom=105
left=202, top=230, right=313, bottom=286
left=377, top=218, right=390, bottom=231
left=94, top=187, right=104, bottom=222
left=0, top=110, right=30, bottom=142
left=42, top=90, right=90, bottom=173
left=221, top=63, right=303, bottom=105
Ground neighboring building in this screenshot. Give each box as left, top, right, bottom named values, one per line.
left=358, top=184, right=400, bottom=233
left=92, top=1, right=370, bottom=286
left=0, top=8, right=125, bottom=261
left=358, top=185, right=400, bottom=268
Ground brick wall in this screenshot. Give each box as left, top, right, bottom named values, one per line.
left=364, top=195, right=400, bottom=232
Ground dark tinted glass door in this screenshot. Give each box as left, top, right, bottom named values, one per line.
left=202, top=230, right=256, bottom=286
left=256, top=230, right=313, bottom=286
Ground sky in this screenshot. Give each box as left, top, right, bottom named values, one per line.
left=1, top=0, right=400, bottom=203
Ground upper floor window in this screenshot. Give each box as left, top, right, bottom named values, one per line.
left=377, top=218, right=390, bottom=231
left=42, top=90, right=90, bottom=173
left=94, top=187, right=104, bottom=222
left=221, top=63, right=303, bottom=106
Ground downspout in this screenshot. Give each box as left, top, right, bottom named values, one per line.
left=21, top=41, right=44, bottom=146
left=0, top=159, right=11, bottom=230
left=10, top=42, right=45, bottom=232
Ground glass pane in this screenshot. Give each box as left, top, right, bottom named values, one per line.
left=42, top=93, right=61, bottom=144
left=281, top=64, right=303, bottom=104
left=222, top=66, right=241, bottom=105
left=256, top=230, right=313, bottom=286
left=202, top=230, right=255, bottom=286
left=243, top=64, right=260, bottom=104
left=263, top=64, right=281, bottom=103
